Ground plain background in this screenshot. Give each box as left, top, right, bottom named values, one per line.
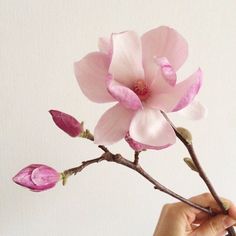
left=1, top=0, right=236, bottom=235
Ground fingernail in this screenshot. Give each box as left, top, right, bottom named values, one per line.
left=223, top=216, right=236, bottom=228
left=229, top=205, right=236, bottom=220
left=222, top=200, right=230, bottom=210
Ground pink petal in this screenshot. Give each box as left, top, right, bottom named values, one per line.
left=125, top=132, right=146, bottom=151
left=146, top=92, right=177, bottom=112
left=106, top=76, right=142, bottom=110
left=142, top=26, right=188, bottom=76
left=148, top=69, right=202, bottom=112
left=156, top=57, right=177, bottom=86
left=98, top=37, right=112, bottom=55
left=94, top=104, right=135, bottom=145
left=144, top=60, right=176, bottom=111
left=29, top=182, right=57, bottom=192
left=172, top=69, right=202, bottom=112
left=143, top=62, right=173, bottom=96
left=178, top=100, right=207, bottom=120
left=13, top=164, right=41, bottom=189
left=125, top=132, right=171, bottom=151
left=109, top=31, right=144, bottom=87
left=129, top=107, right=176, bottom=146
left=13, top=164, right=59, bottom=192
left=144, top=143, right=172, bottom=150
left=74, top=52, right=115, bottom=103
left=31, top=166, right=59, bottom=186
left=146, top=67, right=177, bottom=111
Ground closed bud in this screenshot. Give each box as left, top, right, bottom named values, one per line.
left=49, top=110, right=84, bottom=137
left=176, top=127, right=192, bottom=143
left=183, top=157, right=198, bottom=172
left=13, top=164, right=60, bottom=191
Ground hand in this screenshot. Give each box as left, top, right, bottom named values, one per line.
left=153, top=193, right=236, bottom=236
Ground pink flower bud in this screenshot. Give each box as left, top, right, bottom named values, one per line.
left=13, top=164, right=60, bottom=192
left=49, top=110, right=83, bottom=137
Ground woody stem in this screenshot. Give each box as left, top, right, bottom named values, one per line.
left=161, top=111, right=235, bottom=236
left=63, top=150, right=214, bottom=216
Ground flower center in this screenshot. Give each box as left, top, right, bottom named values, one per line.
left=133, top=79, right=150, bottom=101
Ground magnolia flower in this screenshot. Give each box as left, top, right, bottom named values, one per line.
left=74, top=26, right=205, bottom=147
left=49, top=110, right=83, bottom=137
left=13, top=164, right=60, bottom=191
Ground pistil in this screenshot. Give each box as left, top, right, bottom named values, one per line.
left=133, top=79, right=150, bottom=101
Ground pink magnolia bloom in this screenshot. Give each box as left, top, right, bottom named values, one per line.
left=13, top=164, right=60, bottom=192
left=74, top=26, right=205, bottom=147
left=49, top=110, right=83, bottom=137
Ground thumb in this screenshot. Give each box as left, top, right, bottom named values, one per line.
left=193, top=214, right=236, bottom=236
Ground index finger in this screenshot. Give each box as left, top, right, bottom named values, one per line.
left=189, top=193, right=236, bottom=219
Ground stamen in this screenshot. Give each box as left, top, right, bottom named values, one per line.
left=133, top=79, right=150, bottom=101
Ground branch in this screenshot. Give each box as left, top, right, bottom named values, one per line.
left=98, top=145, right=109, bottom=153
left=62, top=149, right=214, bottom=216
left=161, top=111, right=235, bottom=236
left=62, top=155, right=106, bottom=185
left=134, top=151, right=140, bottom=165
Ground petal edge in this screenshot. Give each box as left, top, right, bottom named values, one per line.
left=94, top=104, right=135, bottom=145
left=109, top=31, right=144, bottom=87
left=172, top=69, right=202, bottom=112
left=129, top=108, right=176, bottom=146
left=106, top=76, right=142, bottom=110
left=74, top=52, right=115, bottom=103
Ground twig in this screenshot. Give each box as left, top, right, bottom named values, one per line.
left=62, top=150, right=214, bottom=216
left=63, top=156, right=105, bottom=177
left=98, top=145, right=109, bottom=153
left=134, top=151, right=140, bottom=165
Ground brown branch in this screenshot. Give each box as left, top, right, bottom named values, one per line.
left=98, top=145, right=109, bottom=153
left=111, top=153, right=213, bottom=215
left=63, top=156, right=105, bottom=177
left=134, top=151, right=140, bottom=165
left=161, top=111, right=235, bottom=236
left=62, top=150, right=214, bottom=216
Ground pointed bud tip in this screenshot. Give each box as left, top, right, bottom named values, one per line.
left=176, top=127, right=192, bottom=143
left=49, top=109, right=83, bottom=137
left=49, top=110, right=58, bottom=116
left=183, top=157, right=198, bottom=172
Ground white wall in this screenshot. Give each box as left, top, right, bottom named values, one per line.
left=1, top=1, right=236, bottom=235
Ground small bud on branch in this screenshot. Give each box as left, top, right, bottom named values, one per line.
left=183, top=157, right=198, bottom=172
left=49, top=110, right=84, bottom=137
left=176, top=127, right=192, bottom=144
left=13, top=164, right=60, bottom=191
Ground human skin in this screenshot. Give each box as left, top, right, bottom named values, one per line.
left=153, top=193, right=236, bottom=236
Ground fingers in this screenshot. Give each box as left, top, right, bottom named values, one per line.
left=191, top=193, right=236, bottom=219
left=189, top=193, right=227, bottom=212
left=154, top=193, right=236, bottom=236
left=192, top=214, right=236, bottom=236
left=193, top=211, right=211, bottom=224
left=188, top=194, right=236, bottom=236
left=228, top=203, right=236, bottom=220
left=189, top=193, right=236, bottom=216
